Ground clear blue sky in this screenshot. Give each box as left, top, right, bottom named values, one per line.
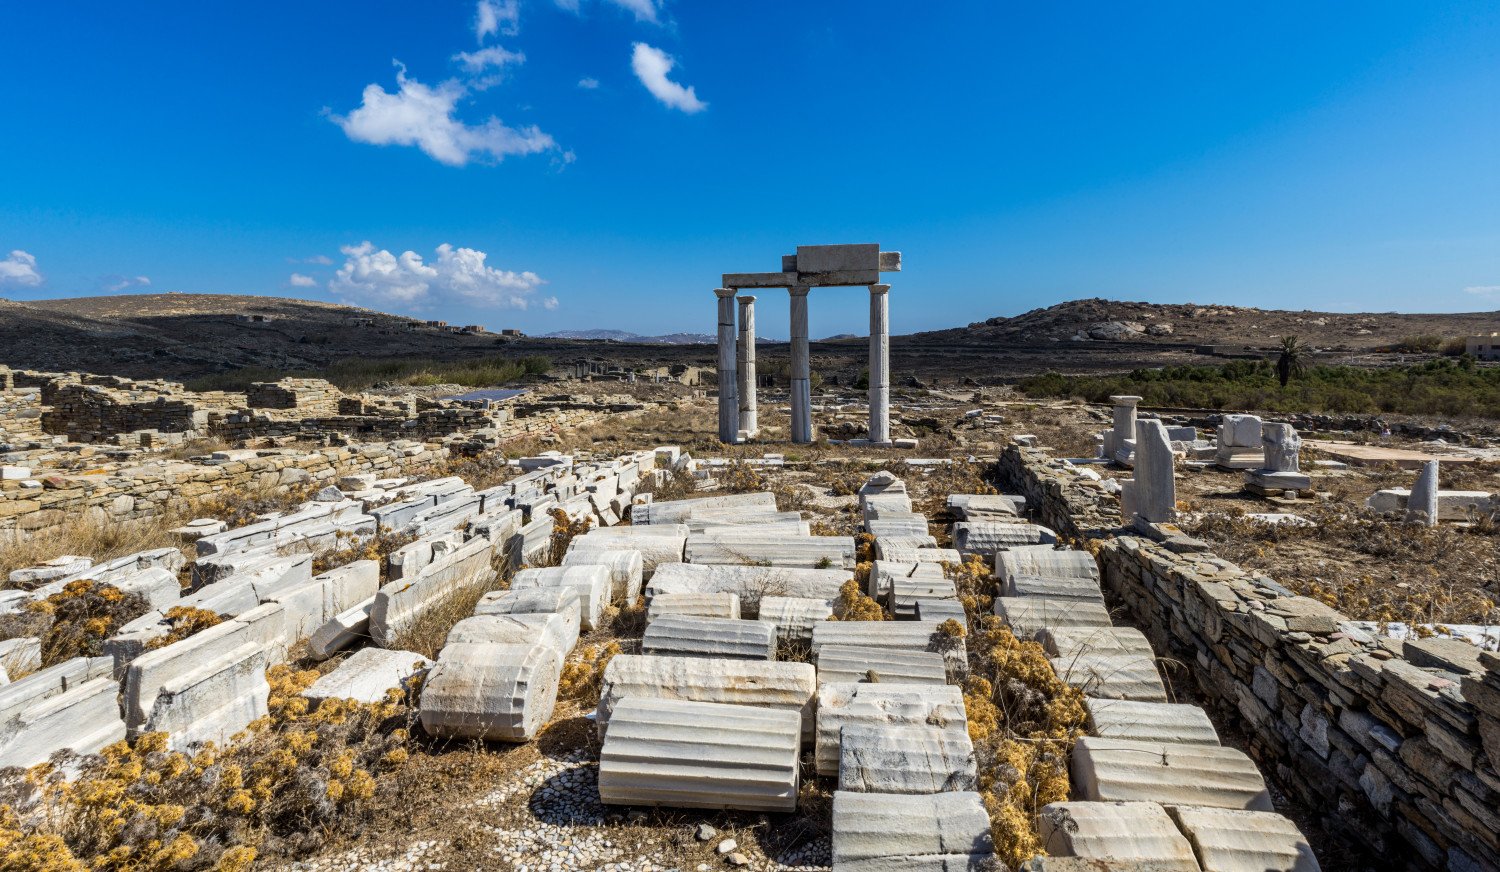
left=2, top=1, right=1497, bottom=339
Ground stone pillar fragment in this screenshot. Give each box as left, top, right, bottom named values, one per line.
left=1406, top=460, right=1439, bottom=527
left=789, top=286, right=813, bottom=444
left=1131, top=418, right=1176, bottom=525
left=1109, top=395, right=1142, bottom=465
left=737, top=295, right=758, bottom=436
left=1261, top=423, right=1302, bottom=472
left=715, top=288, right=739, bottom=443
left=868, top=284, right=890, bottom=445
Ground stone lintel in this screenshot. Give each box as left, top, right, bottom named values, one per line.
left=722, top=271, right=797, bottom=288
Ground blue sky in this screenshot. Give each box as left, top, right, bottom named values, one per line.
left=2, top=1, right=1497, bottom=339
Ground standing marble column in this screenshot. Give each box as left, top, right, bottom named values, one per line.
left=789, top=286, right=813, bottom=444
left=867, top=284, right=891, bottom=444
left=1108, top=395, right=1142, bottom=465
left=737, top=295, right=758, bottom=436
left=715, top=288, right=740, bottom=443
left=1130, top=418, right=1176, bottom=525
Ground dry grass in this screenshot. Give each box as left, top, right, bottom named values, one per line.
left=0, top=512, right=189, bottom=586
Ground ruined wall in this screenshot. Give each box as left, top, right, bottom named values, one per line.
left=997, top=443, right=1500, bottom=872
left=244, top=378, right=342, bottom=415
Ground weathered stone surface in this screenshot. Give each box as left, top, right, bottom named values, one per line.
left=812, top=622, right=965, bottom=679
left=303, top=648, right=432, bottom=704
left=631, top=493, right=776, bottom=526
left=1039, top=626, right=1154, bottom=661
left=814, top=644, right=949, bottom=688
left=995, top=597, right=1113, bottom=639
left=1406, top=460, right=1439, bottom=526
left=646, top=563, right=848, bottom=616
left=510, top=565, right=611, bottom=631
left=0, top=638, right=42, bottom=678
left=947, top=493, right=1019, bottom=520
left=123, top=618, right=252, bottom=730
left=685, top=533, right=855, bottom=569
left=596, top=654, right=815, bottom=739
left=1086, top=699, right=1221, bottom=745
left=641, top=615, right=776, bottom=661
left=308, top=596, right=374, bottom=660
left=561, top=547, right=644, bottom=602
left=869, top=559, right=946, bottom=600
left=1038, top=801, right=1198, bottom=870
left=475, top=586, right=582, bottom=638
left=0, top=655, right=112, bottom=726
left=0, top=676, right=125, bottom=768
left=386, top=531, right=464, bottom=581
left=996, top=546, right=1100, bottom=585
left=815, top=682, right=966, bottom=776
left=572, top=526, right=687, bottom=574
left=446, top=612, right=574, bottom=661
left=757, top=596, right=833, bottom=643
left=1167, top=805, right=1321, bottom=872
left=915, top=598, right=967, bottom=625
left=830, top=790, right=995, bottom=869
left=370, top=536, right=495, bottom=646
left=1052, top=652, right=1168, bottom=702
left=838, top=723, right=977, bottom=794
left=646, top=592, right=741, bottom=624
left=952, top=521, right=1058, bottom=556
left=419, top=641, right=561, bottom=742
left=1007, top=573, right=1106, bottom=601
left=1073, top=736, right=1273, bottom=811
left=145, top=642, right=270, bottom=751
left=598, top=697, right=800, bottom=812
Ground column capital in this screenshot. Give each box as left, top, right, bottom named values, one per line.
left=714, top=288, right=737, bottom=298
left=868, top=284, right=891, bottom=294
left=737, top=295, right=757, bottom=305
left=788, top=286, right=811, bottom=298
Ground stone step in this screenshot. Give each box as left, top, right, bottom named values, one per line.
left=1052, top=652, right=1168, bottom=702
left=510, top=565, right=612, bottom=631
left=418, top=641, right=561, bottom=742
left=641, top=615, right=776, bottom=661
left=994, top=598, right=1113, bottom=640
left=598, top=697, right=800, bottom=812
left=1166, top=805, right=1321, bottom=872
left=596, top=654, right=815, bottom=740
left=1073, top=736, right=1273, bottom=811
left=1085, top=698, right=1221, bottom=746
left=838, top=723, right=978, bottom=794
left=646, top=592, right=741, bottom=624
left=830, top=790, right=995, bottom=869
left=1037, top=800, right=1199, bottom=871
left=815, top=682, right=967, bottom=776
left=815, top=644, right=948, bottom=689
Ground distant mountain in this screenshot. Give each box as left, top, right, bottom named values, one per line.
left=540, top=329, right=715, bottom=345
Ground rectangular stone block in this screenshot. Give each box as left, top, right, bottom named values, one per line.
left=815, top=682, right=966, bottom=776
left=370, top=536, right=496, bottom=646
left=757, top=596, right=834, bottom=643
left=1007, top=574, right=1106, bottom=602
left=830, top=790, right=995, bottom=869
left=0, top=676, right=125, bottom=768
left=996, top=546, right=1100, bottom=585
left=646, top=592, right=740, bottom=624
left=994, top=598, right=1113, bottom=639
left=647, top=564, right=849, bottom=615
left=813, top=622, right=965, bottom=679
left=1166, top=805, right=1320, bottom=872
left=1086, top=699, right=1221, bottom=745
left=1053, top=652, right=1168, bottom=702
left=145, top=642, right=269, bottom=751
left=1038, top=800, right=1198, bottom=870
left=1072, top=736, right=1273, bottom=811
left=596, top=654, right=815, bottom=739
left=304, top=648, right=432, bottom=705
left=838, top=723, right=977, bottom=794
left=814, top=644, right=949, bottom=689
left=641, top=615, right=776, bottom=661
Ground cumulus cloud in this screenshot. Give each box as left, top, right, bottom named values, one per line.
left=1463, top=285, right=1500, bottom=299
left=454, top=45, right=525, bottom=74
left=631, top=43, right=705, bottom=113
left=475, top=0, right=519, bottom=40
left=330, top=241, right=545, bottom=310
left=332, top=65, right=556, bottom=167
left=577, top=77, right=599, bottom=89
left=101, top=275, right=151, bottom=292
left=0, top=250, right=42, bottom=287
left=288, top=273, right=318, bottom=288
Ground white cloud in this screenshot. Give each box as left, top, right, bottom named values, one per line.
left=330, top=241, right=546, bottom=310
left=102, top=275, right=150, bottom=292
left=1463, top=285, right=1500, bottom=299
left=577, top=77, right=600, bottom=89
left=475, top=0, right=519, bottom=40
left=608, top=0, right=662, bottom=23
left=304, top=254, right=334, bottom=266
left=0, top=250, right=42, bottom=287
left=631, top=43, right=705, bottom=113
left=454, top=45, right=525, bottom=74
left=543, top=296, right=560, bottom=310
left=288, top=273, right=318, bottom=288
left=333, top=65, right=556, bottom=167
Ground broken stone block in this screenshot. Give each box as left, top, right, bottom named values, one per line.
left=419, top=641, right=561, bottom=742
left=996, top=546, right=1100, bottom=585
left=370, top=537, right=495, bottom=646
left=561, top=547, right=644, bottom=603
left=814, top=682, right=967, bottom=776
left=475, top=586, right=582, bottom=634
left=1037, top=800, right=1198, bottom=870
left=308, top=596, right=374, bottom=661
left=685, top=533, right=855, bottom=569
left=1166, top=805, right=1320, bottom=872
left=1086, top=698, right=1221, bottom=745
left=1052, top=652, right=1168, bottom=702
left=952, top=522, right=1058, bottom=556
left=596, top=654, right=816, bottom=739
left=869, top=559, right=946, bottom=600
left=573, top=525, right=688, bottom=574
left=598, top=697, right=800, bottom=812
left=509, top=565, right=611, bottom=631
left=1072, top=736, right=1273, bottom=811
left=8, top=555, right=91, bottom=587
left=946, top=494, right=1019, bottom=520
left=446, top=612, right=574, bottom=662
left=757, top=596, right=833, bottom=643
left=813, top=622, right=965, bottom=680
left=0, top=656, right=113, bottom=727
left=646, top=592, right=741, bottom=624
left=386, top=531, right=465, bottom=581
left=995, top=597, right=1113, bottom=639
left=0, top=638, right=42, bottom=678
left=830, top=790, right=995, bottom=869
left=303, top=648, right=432, bottom=705
left=1039, top=626, right=1154, bottom=661
left=838, top=723, right=977, bottom=794
left=0, top=676, right=125, bottom=768
left=647, top=564, right=849, bottom=615
left=814, top=644, right=949, bottom=689
left=641, top=615, right=776, bottom=661
left=1006, top=574, right=1105, bottom=602
left=144, top=642, right=270, bottom=751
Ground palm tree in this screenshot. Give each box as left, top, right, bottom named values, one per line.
left=1276, top=336, right=1307, bottom=387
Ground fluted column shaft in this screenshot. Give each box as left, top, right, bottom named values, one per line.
left=868, top=284, right=890, bottom=444
left=789, top=286, right=812, bottom=444
left=737, top=295, right=758, bottom=435
left=715, top=288, right=739, bottom=443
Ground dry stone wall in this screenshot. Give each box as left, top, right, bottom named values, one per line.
left=997, top=443, right=1500, bottom=872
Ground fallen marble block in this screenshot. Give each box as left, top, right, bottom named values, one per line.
left=1006, top=574, right=1105, bottom=602
left=685, top=534, right=855, bottom=569
left=890, top=578, right=958, bottom=619
left=8, top=555, right=91, bottom=587
left=914, top=599, right=967, bottom=625
left=646, top=592, right=740, bottom=623
left=265, top=560, right=380, bottom=645
left=814, top=645, right=949, bottom=689
left=386, top=531, right=465, bottom=581
left=39, top=546, right=185, bottom=594
left=812, top=622, right=965, bottom=679
left=308, top=596, right=375, bottom=660
left=1072, top=736, right=1273, bottom=811
left=145, top=642, right=270, bottom=751
left=598, top=696, right=800, bottom=812
left=1365, top=487, right=1497, bottom=521
left=952, top=522, right=1058, bottom=556
left=1166, top=804, right=1321, bottom=872
left=510, top=565, right=611, bottom=631
left=869, top=560, right=947, bottom=600
left=511, top=515, right=555, bottom=568
left=873, top=535, right=941, bottom=560
left=419, top=641, right=561, bottom=742
left=814, top=682, right=967, bottom=776
left=946, top=494, right=1019, bottom=520
left=830, top=790, right=995, bottom=869
left=1086, top=698, right=1221, bottom=746
left=561, top=547, right=644, bottom=603
left=596, top=654, right=816, bottom=739
left=757, top=596, right=833, bottom=643
left=995, top=545, right=1100, bottom=585
left=123, top=617, right=257, bottom=731
left=994, top=598, right=1113, bottom=640
left=0, top=676, right=126, bottom=768
left=865, top=516, right=931, bottom=539
left=370, top=536, right=496, bottom=646
left=446, top=612, right=574, bottom=661
left=1038, top=626, right=1154, bottom=661
left=1037, top=800, right=1198, bottom=871
left=838, top=723, right=977, bottom=794
left=874, top=545, right=962, bottom=566
left=646, top=564, right=849, bottom=616
left=1052, top=652, right=1167, bottom=702
left=1243, top=469, right=1312, bottom=496
left=303, top=648, right=432, bottom=705
left=475, top=587, right=582, bottom=638
left=641, top=615, right=776, bottom=661
left=571, top=527, right=687, bottom=574
left=0, top=656, right=113, bottom=726
left=632, top=492, right=777, bottom=525
left=194, top=498, right=359, bottom=556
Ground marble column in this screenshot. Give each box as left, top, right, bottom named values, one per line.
left=715, top=288, right=739, bottom=443
left=867, top=284, right=891, bottom=444
left=737, top=295, right=758, bottom=436
left=1109, top=395, right=1142, bottom=465
left=1131, top=418, right=1176, bottom=525
left=1406, top=460, right=1439, bottom=526
left=789, top=286, right=813, bottom=444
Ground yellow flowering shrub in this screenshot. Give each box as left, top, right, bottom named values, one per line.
left=27, top=580, right=150, bottom=667
left=829, top=579, right=887, bottom=622
left=143, top=606, right=225, bottom=652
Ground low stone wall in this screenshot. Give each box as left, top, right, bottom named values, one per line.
left=997, top=442, right=1500, bottom=872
